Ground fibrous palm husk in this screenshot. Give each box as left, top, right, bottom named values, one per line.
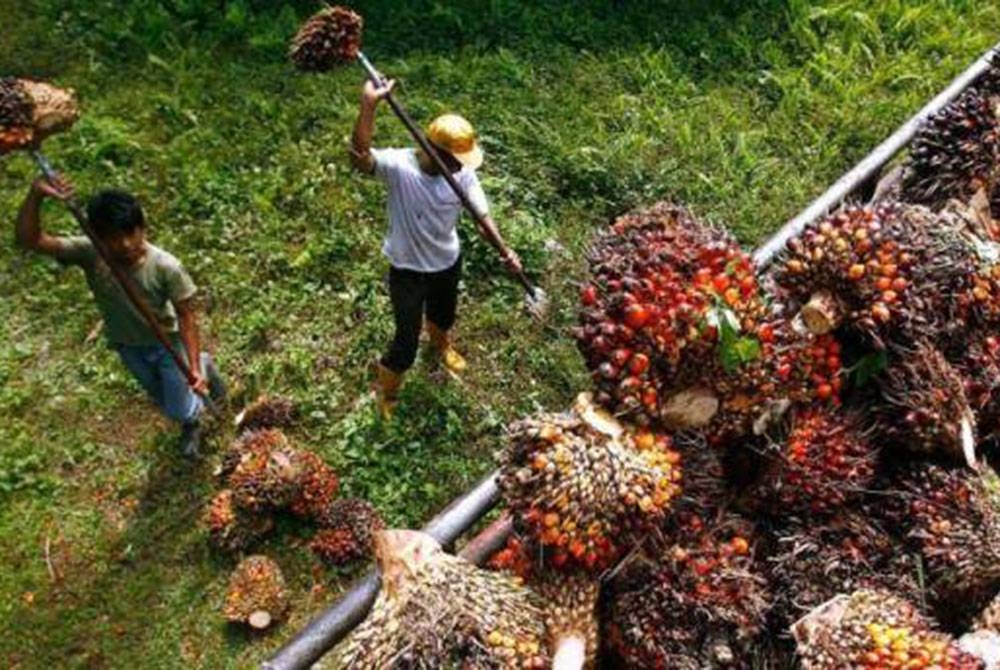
left=310, top=498, right=385, bottom=566
left=290, top=6, right=363, bottom=72
left=203, top=489, right=275, bottom=553
left=335, top=530, right=549, bottom=669
left=498, top=394, right=682, bottom=573
left=880, top=463, right=1000, bottom=627
left=222, top=555, right=290, bottom=630
left=604, top=513, right=770, bottom=669
left=793, top=590, right=981, bottom=670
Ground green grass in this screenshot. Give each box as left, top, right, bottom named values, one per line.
left=1, top=0, right=997, bottom=667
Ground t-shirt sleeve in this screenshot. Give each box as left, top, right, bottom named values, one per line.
left=372, top=148, right=402, bottom=183
left=160, top=252, right=198, bottom=304
left=464, top=172, right=490, bottom=219
left=52, top=235, right=98, bottom=267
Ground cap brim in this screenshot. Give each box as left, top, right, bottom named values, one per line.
left=453, top=143, right=483, bottom=169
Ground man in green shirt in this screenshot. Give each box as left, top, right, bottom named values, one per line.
left=14, top=174, right=224, bottom=457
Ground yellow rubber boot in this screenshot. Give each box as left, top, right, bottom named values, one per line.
left=426, top=322, right=467, bottom=375
left=374, top=363, right=403, bottom=421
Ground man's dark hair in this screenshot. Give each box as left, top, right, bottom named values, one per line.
left=87, top=190, right=145, bottom=238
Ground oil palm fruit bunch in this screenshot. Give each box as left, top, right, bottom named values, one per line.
left=975, top=590, right=1000, bottom=633
left=881, top=463, right=1000, bottom=624
left=335, top=530, right=549, bottom=669
left=793, top=590, right=982, bottom=670
left=498, top=394, right=682, bottom=573
left=203, top=489, right=275, bottom=554
left=222, top=555, right=290, bottom=630
left=575, top=202, right=766, bottom=429
left=290, top=6, right=363, bottom=72
left=287, top=449, right=340, bottom=520
left=224, top=430, right=303, bottom=513
left=487, top=534, right=536, bottom=581
left=536, top=575, right=600, bottom=669
left=754, top=408, right=877, bottom=515
left=774, top=203, right=934, bottom=344
left=877, top=343, right=977, bottom=467
left=0, top=78, right=79, bottom=154
left=768, top=512, right=921, bottom=628
left=604, top=514, right=770, bottom=669
left=235, top=395, right=297, bottom=432
left=901, top=82, right=1000, bottom=211
left=309, top=498, right=385, bottom=566
left=957, top=336, right=1000, bottom=446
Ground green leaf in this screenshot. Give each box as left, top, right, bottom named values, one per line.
left=851, top=351, right=888, bottom=387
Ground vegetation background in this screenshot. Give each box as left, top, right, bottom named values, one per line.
left=1, top=0, right=998, bottom=667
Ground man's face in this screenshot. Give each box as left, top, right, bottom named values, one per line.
left=431, top=143, right=463, bottom=174
left=102, top=227, right=147, bottom=267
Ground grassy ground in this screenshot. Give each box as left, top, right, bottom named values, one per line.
left=1, top=1, right=998, bottom=667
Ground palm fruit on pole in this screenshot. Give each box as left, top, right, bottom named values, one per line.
left=877, top=342, right=978, bottom=467
left=792, top=590, right=982, bottom=670
left=603, top=513, right=771, bottom=669
left=309, top=498, right=385, bottom=566
left=768, top=511, right=922, bottom=629
left=203, top=489, right=275, bottom=554
left=575, top=202, right=766, bottom=429
left=498, top=393, right=682, bottom=573
left=0, top=78, right=79, bottom=154
left=288, top=6, right=363, bottom=71
left=752, top=408, right=877, bottom=515
left=333, top=530, right=549, bottom=669
left=223, top=555, right=291, bottom=630
left=880, top=463, right=1000, bottom=627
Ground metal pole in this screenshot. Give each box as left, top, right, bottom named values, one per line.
left=265, top=41, right=999, bottom=670
left=752, top=43, right=999, bottom=267
left=263, top=472, right=501, bottom=670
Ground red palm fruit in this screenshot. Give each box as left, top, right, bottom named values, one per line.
left=498, top=394, right=682, bottom=574
left=793, top=590, right=982, bottom=670
left=754, top=408, right=877, bottom=515
left=604, top=514, right=771, bottom=669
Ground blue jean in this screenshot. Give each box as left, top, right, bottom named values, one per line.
left=114, top=341, right=206, bottom=425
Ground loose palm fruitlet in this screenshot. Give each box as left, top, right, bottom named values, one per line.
left=287, top=449, right=340, bottom=520
left=604, top=514, right=770, bottom=669
left=224, top=430, right=303, bottom=513
left=234, top=395, right=297, bottom=432
left=203, top=489, right=275, bottom=554
left=878, top=343, right=978, bottom=467
left=768, top=512, right=921, bottom=628
left=754, top=408, right=877, bottom=515
left=498, top=394, right=682, bottom=573
left=222, top=555, right=290, bottom=630
left=0, top=78, right=79, bottom=154
left=309, top=498, right=385, bottom=566
left=901, top=80, right=1000, bottom=211
left=335, top=530, right=549, bottom=669
left=793, top=590, right=981, bottom=670
left=289, top=6, right=363, bottom=72
left=575, top=202, right=766, bottom=428
left=882, top=463, right=1000, bottom=625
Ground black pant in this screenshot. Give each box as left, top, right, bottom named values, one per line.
left=381, top=256, right=462, bottom=373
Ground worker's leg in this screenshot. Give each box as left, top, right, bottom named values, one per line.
left=425, top=256, right=465, bottom=373
left=115, top=343, right=166, bottom=409
left=378, top=266, right=427, bottom=418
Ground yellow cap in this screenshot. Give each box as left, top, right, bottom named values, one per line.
left=426, top=114, right=483, bottom=169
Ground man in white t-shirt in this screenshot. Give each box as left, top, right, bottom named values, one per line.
left=350, top=77, right=522, bottom=420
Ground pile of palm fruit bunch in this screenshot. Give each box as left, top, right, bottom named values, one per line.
left=325, top=56, right=1000, bottom=668
left=203, top=396, right=383, bottom=568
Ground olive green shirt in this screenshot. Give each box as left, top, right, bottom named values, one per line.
left=54, top=236, right=197, bottom=346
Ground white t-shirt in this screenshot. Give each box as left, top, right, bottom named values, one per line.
left=372, top=148, right=490, bottom=272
